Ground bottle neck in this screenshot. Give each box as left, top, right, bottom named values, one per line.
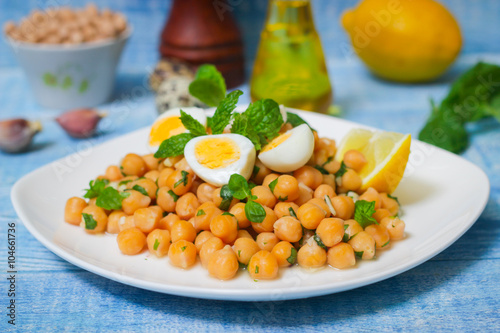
left=265, top=0, right=315, bottom=33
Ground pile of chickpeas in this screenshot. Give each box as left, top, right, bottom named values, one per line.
left=3, top=3, right=127, bottom=45
left=64, top=131, right=406, bottom=281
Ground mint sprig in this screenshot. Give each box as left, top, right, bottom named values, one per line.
left=154, top=133, right=194, bottom=158
left=354, top=200, right=378, bottom=228
left=180, top=110, right=206, bottom=137
left=96, top=187, right=130, bottom=210
left=211, top=90, right=243, bottom=134
left=188, top=64, right=226, bottom=106
left=83, top=179, right=109, bottom=199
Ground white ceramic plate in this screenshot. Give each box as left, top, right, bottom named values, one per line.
left=11, top=108, right=490, bottom=301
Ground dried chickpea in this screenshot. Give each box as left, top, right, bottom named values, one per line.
left=344, top=219, right=363, bottom=241
left=348, top=231, right=376, bottom=260
left=117, top=227, right=146, bottom=255
left=229, top=202, right=250, bottom=229
left=251, top=206, right=277, bottom=234
left=272, top=175, right=300, bottom=202
left=380, top=193, right=399, bottom=216
left=341, top=169, right=362, bottom=192
left=134, top=206, right=162, bottom=234
left=251, top=185, right=277, bottom=209
left=262, top=173, right=279, bottom=188
left=157, top=167, right=174, bottom=188
left=331, top=195, right=355, bottom=220
left=297, top=239, right=327, bottom=268
left=380, top=217, right=405, bottom=240
left=64, top=197, right=87, bottom=225
left=147, top=229, right=171, bottom=257
left=297, top=202, right=326, bottom=230
left=142, top=153, right=160, bottom=171
left=168, top=240, right=197, bottom=269
left=208, top=245, right=239, bottom=280
left=195, top=201, right=222, bottom=231
left=256, top=232, right=280, bottom=251
left=359, top=187, right=382, bottom=209
left=248, top=250, right=279, bottom=280
left=212, top=187, right=238, bottom=210
left=233, top=237, right=260, bottom=265
left=294, top=166, right=323, bottom=190
left=194, top=231, right=214, bottom=252
left=122, top=190, right=151, bottom=215
left=144, top=170, right=160, bottom=183
left=200, top=237, right=224, bottom=268
left=197, top=183, right=216, bottom=204
left=365, top=224, right=391, bottom=249
left=373, top=208, right=391, bottom=223
left=107, top=211, right=126, bottom=234
left=274, top=202, right=300, bottom=219
left=81, top=205, right=108, bottom=234
left=327, top=243, right=356, bottom=269
left=105, top=165, right=123, bottom=181
left=210, top=213, right=238, bottom=244
left=170, top=220, right=197, bottom=243
left=271, top=241, right=297, bottom=267
left=343, top=149, right=367, bottom=172
left=252, top=160, right=272, bottom=185
left=175, top=192, right=199, bottom=220
left=316, top=218, right=345, bottom=247
left=295, top=183, right=313, bottom=206
left=120, top=153, right=147, bottom=177
left=166, top=169, right=193, bottom=196
left=158, top=213, right=180, bottom=230
left=273, top=216, right=302, bottom=243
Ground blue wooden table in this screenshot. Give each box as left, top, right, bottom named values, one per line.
left=1, top=1, right=500, bottom=331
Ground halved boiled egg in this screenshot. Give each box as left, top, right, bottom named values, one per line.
left=148, top=107, right=207, bottom=151
left=258, top=123, right=314, bottom=173
left=184, top=134, right=256, bottom=186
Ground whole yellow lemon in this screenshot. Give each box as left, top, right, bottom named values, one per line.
left=341, top=0, right=462, bottom=82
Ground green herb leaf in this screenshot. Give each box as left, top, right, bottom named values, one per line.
left=118, top=179, right=132, bottom=187
left=252, top=165, right=260, bottom=178
left=314, top=165, right=329, bottom=175
left=196, top=209, right=206, bottom=216
left=239, top=262, right=247, bottom=269
left=210, top=90, right=243, bottom=134
left=354, top=250, right=364, bottom=258
left=335, top=161, right=348, bottom=178
left=387, top=194, right=400, bottom=206
left=168, top=190, right=179, bottom=202
left=313, top=234, right=328, bottom=250
left=132, top=185, right=148, bottom=197
left=79, top=79, right=89, bottom=93
left=354, top=200, right=378, bottom=228
left=174, top=171, right=189, bottom=188
left=243, top=99, right=284, bottom=146
left=245, top=200, right=266, bottom=223
left=288, top=207, right=298, bottom=219
left=230, top=113, right=262, bottom=150
left=323, top=156, right=333, bottom=167
left=222, top=212, right=235, bottom=217
left=61, top=76, right=73, bottom=89
left=219, top=184, right=234, bottom=211
left=162, top=211, right=168, bottom=217
left=153, top=239, right=160, bottom=251
left=82, top=213, right=97, bottom=230
left=181, top=246, right=187, bottom=252
left=180, top=110, right=206, bottom=137
left=286, top=112, right=314, bottom=130
left=268, top=177, right=278, bottom=193
left=255, top=265, right=259, bottom=274
left=287, top=247, right=297, bottom=265
left=188, top=64, right=226, bottom=106
left=228, top=173, right=252, bottom=200
left=83, top=179, right=109, bottom=199
left=96, top=187, right=130, bottom=210
left=154, top=133, right=194, bottom=158
left=382, top=239, right=390, bottom=248
left=43, top=73, right=57, bottom=86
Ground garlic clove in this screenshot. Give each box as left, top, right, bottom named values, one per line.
left=56, top=108, right=105, bottom=138
left=0, top=118, right=42, bottom=153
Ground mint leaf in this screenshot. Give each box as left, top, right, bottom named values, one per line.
left=354, top=200, right=378, bottom=228
left=228, top=173, right=252, bottom=200
left=244, top=99, right=283, bottom=145
left=96, top=187, right=130, bottom=210
left=335, top=161, right=348, bottom=178
left=230, top=113, right=262, bottom=150
left=313, top=234, right=328, bottom=250
left=180, top=110, right=206, bottom=137
left=154, top=133, right=194, bottom=158
left=188, top=64, right=226, bottom=106
left=288, top=207, right=298, bottom=219
left=219, top=184, right=234, bottom=210
left=82, top=213, right=97, bottom=230
left=314, top=165, right=329, bottom=175
left=287, top=247, right=297, bottom=264
left=118, top=179, right=132, bottom=187
left=387, top=194, right=400, bottom=206
left=286, top=112, right=314, bottom=130
left=211, top=90, right=243, bottom=134
left=245, top=200, right=266, bottom=223
left=222, top=212, right=235, bottom=217
left=196, top=209, right=206, bottom=216
left=174, top=171, right=189, bottom=188
left=168, top=190, right=179, bottom=202
left=354, top=250, right=364, bottom=258
left=83, top=179, right=109, bottom=199
left=268, top=177, right=278, bottom=193
left=132, top=185, right=148, bottom=197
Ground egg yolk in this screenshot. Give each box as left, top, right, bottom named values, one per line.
left=195, top=138, right=241, bottom=169
left=261, top=133, right=291, bottom=152
left=149, top=116, right=186, bottom=145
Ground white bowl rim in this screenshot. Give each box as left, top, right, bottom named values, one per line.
left=4, top=25, right=133, bottom=51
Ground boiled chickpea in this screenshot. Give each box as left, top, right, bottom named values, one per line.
left=293, top=166, right=323, bottom=190
left=134, top=207, right=162, bottom=234
left=197, top=183, right=216, bottom=204
left=272, top=175, right=299, bottom=202
left=120, top=153, right=147, bottom=177
left=297, top=202, right=326, bottom=229
left=105, top=165, right=123, bottom=181
left=144, top=170, right=160, bottom=183
left=168, top=240, right=197, bottom=269
left=331, top=195, right=355, bottom=220
left=365, top=224, right=391, bottom=249
left=174, top=157, right=193, bottom=173
left=200, top=237, right=224, bottom=267
left=324, top=159, right=341, bottom=174
left=308, top=198, right=330, bottom=215
left=237, top=229, right=253, bottom=239
left=262, top=173, right=279, bottom=188
left=251, top=206, right=277, bottom=234
left=131, top=178, right=158, bottom=199
left=313, top=148, right=329, bottom=166
left=142, top=153, right=160, bottom=171
left=343, top=150, right=367, bottom=172
left=212, top=187, right=238, bottom=210
left=380, top=193, right=399, bottom=216
left=229, top=202, right=250, bottom=229
left=158, top=213, right=180, bottom=230
left=175, top=192, right=199, bottom=220
left=273, top=216, right=302, bottom=243
left=166, top=169, right=193, bottom=196
left=341, top=169, right=362, bottom=192
left=251, top=185, right=277, bottom=209
left=271, top=241, right=297, bottom=267
left=252, top=160, right=272, bottom=185
left=194, top=231, right=214, bottom=252
left=256, top=232, right=280, bottom=251
left=344, top=219, right=363, bottom=241
left=170, top=220, right=197, bottom=243
left=314, top=184, right=335, bottom=200
left=297, top=240, right=327, bottom=268
left=248, top=250, right=279, bottom=280
left=195, top=201, right=222, bottom=231
left=380, top=217, right=405, bottom=240
left=64, top=197, right=87, bottom=225
left=157, top=167, right=174, bottom=188
left=107, top=210, right=126, bottom=234
left=81, top=205, right=107, bottom=234
left=190, top=177, right=203, bottom=196
left=373, top=208, right=391, bottom=223
left=122, top=190, right=151, bottom=215
left=322, top=174, right=337, bottom=189
left=208, top=245, right=239, bottom=280
left=327, top=243, right=356, bottom=269
left=118, top=215, right=135, bottom=232
left=317, top=137, right=336, bottom=156
left=156, top=186, right=177, bottom=212
left=233, top=237, right=260, bottom=265
left=294, top=184, right=313, bottom=206
left=117, top=227, right=146, bottom=255
left=348, top=231, right=376, bottom=260
left=359, top=187, right=381, bottom=209
left=147, top=229, right=171, bottom=257
left=316, top=218, right=344, bottom=247
left=210, top=213, right=238, bottom=244
left=274, top=202, right=300, bottom=219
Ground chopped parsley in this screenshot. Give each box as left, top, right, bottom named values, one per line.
left=174, top=170, right=189, bottom=188
left=268, top=177, right=278, bottom=193
left=181, top=246, right=187, bottom=252
left=222, top=212, right=235, bottom=217
left=314, top=165, right=329, bottom=175
left=255, top=265, right=259, bottom=274
left=132, top=185, right=148, bottom=197
left=287, top=247, right=297, bottom=265
left=313, top=234, right=328, bottom=250
left=168, top=190, right=179, bottom=202
left=196, top=209, right=206, bottom=216
left=153, top=239, right=160, bottom=250
left=288, top=207, right=298, bottom=219
left=335, top=161, right=348, bottom=178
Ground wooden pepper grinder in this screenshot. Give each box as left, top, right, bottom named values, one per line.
left=160, top=0, right=245, bottom=88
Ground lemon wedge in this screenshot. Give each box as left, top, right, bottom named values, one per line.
left=335, top=129, right=411, bottom=194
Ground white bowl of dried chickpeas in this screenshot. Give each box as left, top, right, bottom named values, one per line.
left=4, top=4, right=131, bottom=109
